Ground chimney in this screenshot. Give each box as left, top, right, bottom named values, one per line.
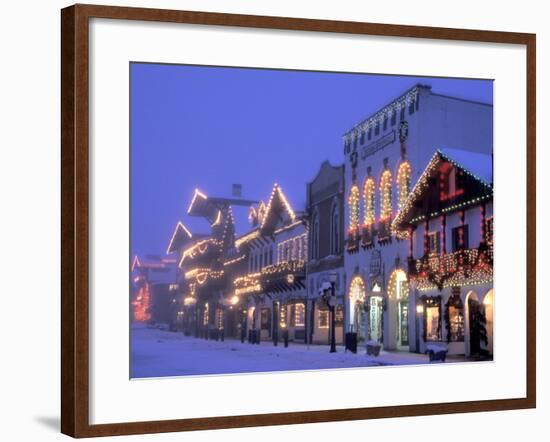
left=232, top=184, right=242, bottom=198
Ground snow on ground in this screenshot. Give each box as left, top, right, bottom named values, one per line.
left=130, top=324, right=464, bottom=378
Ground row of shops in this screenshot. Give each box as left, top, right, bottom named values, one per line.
left=132, top=84, right=494, bottom=358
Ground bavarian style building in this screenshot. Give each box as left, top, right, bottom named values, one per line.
left=140, top=83, right=495, bottom=358
left=342, top=84, right=493, bottom=353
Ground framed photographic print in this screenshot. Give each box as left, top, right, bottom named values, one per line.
left=61, top=3, right=536, bottom=438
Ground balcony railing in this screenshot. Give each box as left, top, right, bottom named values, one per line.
left=262, top=260, right=305, bottom=278
left=346, top=229, right=360, bottom=252
left=408, top=243, right=493, bottom=290
left=361, top=224, right=375, bottom=248
left=377, top=218, right=392, bottom=244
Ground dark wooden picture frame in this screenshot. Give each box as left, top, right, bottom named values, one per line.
left=61, top=3, right=536, bottom=438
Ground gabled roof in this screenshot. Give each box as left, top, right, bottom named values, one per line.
left=131, top=255, right=141, bottom=272
left=260, top=184, right=296, bottom=234
left=393, top=148, right=493, bottom=230
left=187, top=188, right=217, bottom=221
left=438, top=147, right=492, bottom=186
left=166, top=221, right=193, bottom=254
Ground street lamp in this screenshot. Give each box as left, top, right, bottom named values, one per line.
left=320, top=273, right=338, bottom=353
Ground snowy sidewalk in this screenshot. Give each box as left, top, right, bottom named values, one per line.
left=131, top=325, right=460, bottom=378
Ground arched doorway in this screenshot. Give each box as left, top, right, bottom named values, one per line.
left=349, top=276, right=366, bottom=340
left=466, top=291, right=487, bottom=357
left=389, top=269, right=409, bottom=350
left=482, top=289, right=494, bottom=356
left=368, top=282, right=384, bottom=344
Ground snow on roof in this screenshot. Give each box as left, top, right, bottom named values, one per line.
left=438, top=147, right=493, bottom=185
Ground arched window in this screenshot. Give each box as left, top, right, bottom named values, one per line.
left=446, top=293, right=465, bottom=342
left=348, top=185, right=360, bottom=232
left=348, top=276, right=366, bottom=336
left=363, top=177, right=375, bottom=226
left=379, top=170, right=393, bottom=220
left=349, top=276, right=366, bottom=304
left=388, top=269, right=409, bottom=300
left=330, top=202, right=340, bottom=254
left=397, top=162, right=412, bottom=211
left=311, top=211, right=319, bottom=260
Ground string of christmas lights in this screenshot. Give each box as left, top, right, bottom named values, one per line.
left=348, top=185, right=360, bottom=233
left=363, top=178, right=375, bottom=226
left=379, top=169, right=393, bottom=221
left=397, top=161, right=412, bottom=211
left=343, top=87, right=419, bottom=144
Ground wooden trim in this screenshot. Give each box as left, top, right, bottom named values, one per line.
left=61, top=3, right=536, bottom=437
left=60, top=5, right=75, bottom=436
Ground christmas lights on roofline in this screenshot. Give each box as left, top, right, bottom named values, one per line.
left=187, top=188, right=208, bottom=214
left=211, top=210, right=222, bottom=227
left=392, top=151, right=493, bottom=232
left=166, top=221, right=193, bottom=255
left=260, top=184, right=296, bottom=230
left=131, top=255, right=141, bottom=272
left=342, top=87, right=419, bottom=144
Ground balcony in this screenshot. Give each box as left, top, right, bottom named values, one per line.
left=261, top=260, right=306, bottom=292
left=408, top=243, right=493, bottom=291
left=361, top=224, right=375, bottom=248
left=346, top=229, right=360, bottom=253
left=262, top=260, right=305, bottom=279
left=377, top=218, right=392, bottom=244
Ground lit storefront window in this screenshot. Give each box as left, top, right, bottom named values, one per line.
left=318, top=310, right=329, bottom=329
left=294, top=303, right=305, bottom=327
left=280, top=305, right=287, bottom=328
left=216, top=308, right=224, bottom=330
left=426, top=304, right=441, bottom=341
left=335, top=305, right=344, bottom=326
left=447, top=294, right=465, bottom=342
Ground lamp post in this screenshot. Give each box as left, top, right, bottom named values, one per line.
left=321, top=273, right=338, bottom=353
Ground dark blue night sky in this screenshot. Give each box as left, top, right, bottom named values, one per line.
left=130, top=63, right=493, bottom=259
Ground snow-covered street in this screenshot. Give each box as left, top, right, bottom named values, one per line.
left=131, top=325, right=463, bottom=378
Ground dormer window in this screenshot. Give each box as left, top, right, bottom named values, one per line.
left=439, top=163, right=464, bottom=201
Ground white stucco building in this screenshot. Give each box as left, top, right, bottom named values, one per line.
left=342, top=84, right=493, bottom=353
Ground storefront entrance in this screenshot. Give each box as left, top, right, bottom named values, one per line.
left=349, top=276, right=366, bottom=341
left=468, top=297, right=482, bottom=355
left=398, top=300, right=409, bottom=347
left=368, top=296, right=384, bottom=343
left=389, top=269, right=409, bottom=350
left=354, top=302, right=366, bottom=341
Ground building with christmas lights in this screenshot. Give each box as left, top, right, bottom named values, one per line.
left=305, top=161, right=346, bottom=345
left=393, top=148, right=493, bottom=356
left=174, top=189, right=256, bottom=340
left=234, top=184, right=308, bottom=343
left=131, top=255, right=178, bottom=326
left=342, top=84, right=493, bottom=354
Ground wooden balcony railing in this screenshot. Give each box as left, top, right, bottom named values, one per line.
left=408, top=243, right=493, bottom=290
